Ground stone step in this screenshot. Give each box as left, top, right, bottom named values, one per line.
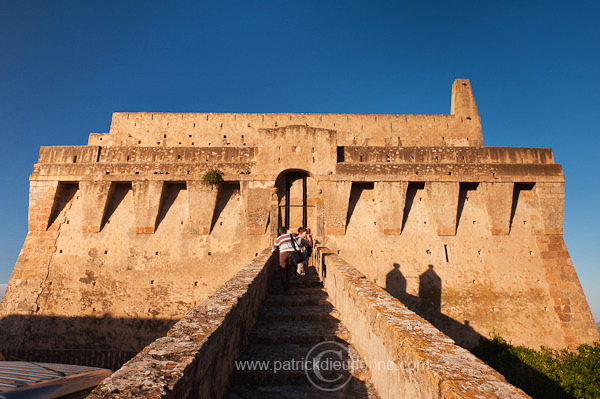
left=232, top=342, right=374, bottom=389
left=248, top=320, right=351, bottom=344
left=267, top=285, right=326, bottom=295
left=270, top=273, right=322, bottom=282
left=225, top=381, right=381, bottom=399
left=224, top=267, right=380, bottom=398
left=263, top=293, right=330, bottom=307
left=231, top=368, right=308, bottom=386
left=231, top=344, right=373, bottom=387
left=237, top=343, right=319, bottom=363
left=270, top=279, right=324, bottom=289
left=259, top=305, right=340, bottom=321
left=235, top=343, right=370, bottom=378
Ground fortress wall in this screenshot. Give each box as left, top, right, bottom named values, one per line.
left=0, top=173, right=273, bottom=353
left=1, top=79, right=596, bottom=365
left=38, top=146, right=255, bottom=167
left=33, top=145, right=557, bottom=180
left=36, top=145, right=554, bottom=167
left=94, top=112, right=482, bottom=148
left=314, top=248, right=530, bottom=399
left=323, top=177, right=597, bottom=349
left=3, top=134, right=595, bottom=354
left=38, top=146, right=100, bottom=164
left=343, top=147, right=554, bottom=164
left=31, top=162, right=256, bottom=180
left=335, top=163, right=564, bottom=182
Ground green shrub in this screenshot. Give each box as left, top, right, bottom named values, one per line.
left=472, top=335, right=600, bottom=399
left=201, top=169, right=223, bottom=188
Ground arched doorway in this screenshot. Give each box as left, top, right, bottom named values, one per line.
left=275, top=170, right=316, bottom=231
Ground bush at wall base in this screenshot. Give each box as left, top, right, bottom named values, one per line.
left=472, top=335, right=600, bottom=399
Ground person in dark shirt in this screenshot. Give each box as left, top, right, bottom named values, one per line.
left=296, top=227, right=310, bottom=284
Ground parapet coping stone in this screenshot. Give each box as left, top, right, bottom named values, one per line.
left=318, top=248, right=531, bottom=399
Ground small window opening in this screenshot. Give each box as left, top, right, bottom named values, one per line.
left=336, top=147, right=345, bottom=162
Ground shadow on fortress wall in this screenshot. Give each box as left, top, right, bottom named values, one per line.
left=385, top=263, right=481, bottom=348
left=384, top=263, right=575, bottom=399
left=0, top=314, right=177, bottom=370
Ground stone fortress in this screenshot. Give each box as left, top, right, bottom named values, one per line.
left=0, top=79, right=597, bottom=380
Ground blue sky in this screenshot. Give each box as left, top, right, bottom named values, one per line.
left=1, top=1, right=598, bottom=322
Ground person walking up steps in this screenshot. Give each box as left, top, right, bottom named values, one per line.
left=272, top=226, right=295, bottom=291
left=295, top=227, right=310, bottom=285
left=305, top=228, right=314, bottom=265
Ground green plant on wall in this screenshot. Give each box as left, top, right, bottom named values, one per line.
left=201, top=169, right=223, bottom=189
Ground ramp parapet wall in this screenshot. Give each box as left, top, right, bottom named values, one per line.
left=314, top=247, right=531, bottom=399
left=87, top=249, right=277, bottom=399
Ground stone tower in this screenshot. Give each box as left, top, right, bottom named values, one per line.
left=0, top=79, right=596, bottom=366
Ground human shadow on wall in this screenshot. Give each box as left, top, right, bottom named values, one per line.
left=384, top=263, right=480, bottom=348
left=385, top=263, right=407, bottom=301
left=0, top=314, right=178, bottom=370
left=384, top=263, right=573, bottom=399
left=419, top=265, right=442, bottom=314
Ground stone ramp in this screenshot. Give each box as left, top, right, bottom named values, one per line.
left=224, top=266, right=380, bottom=398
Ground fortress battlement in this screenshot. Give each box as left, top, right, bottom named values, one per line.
left=90, top=79, right=482, bottom=148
